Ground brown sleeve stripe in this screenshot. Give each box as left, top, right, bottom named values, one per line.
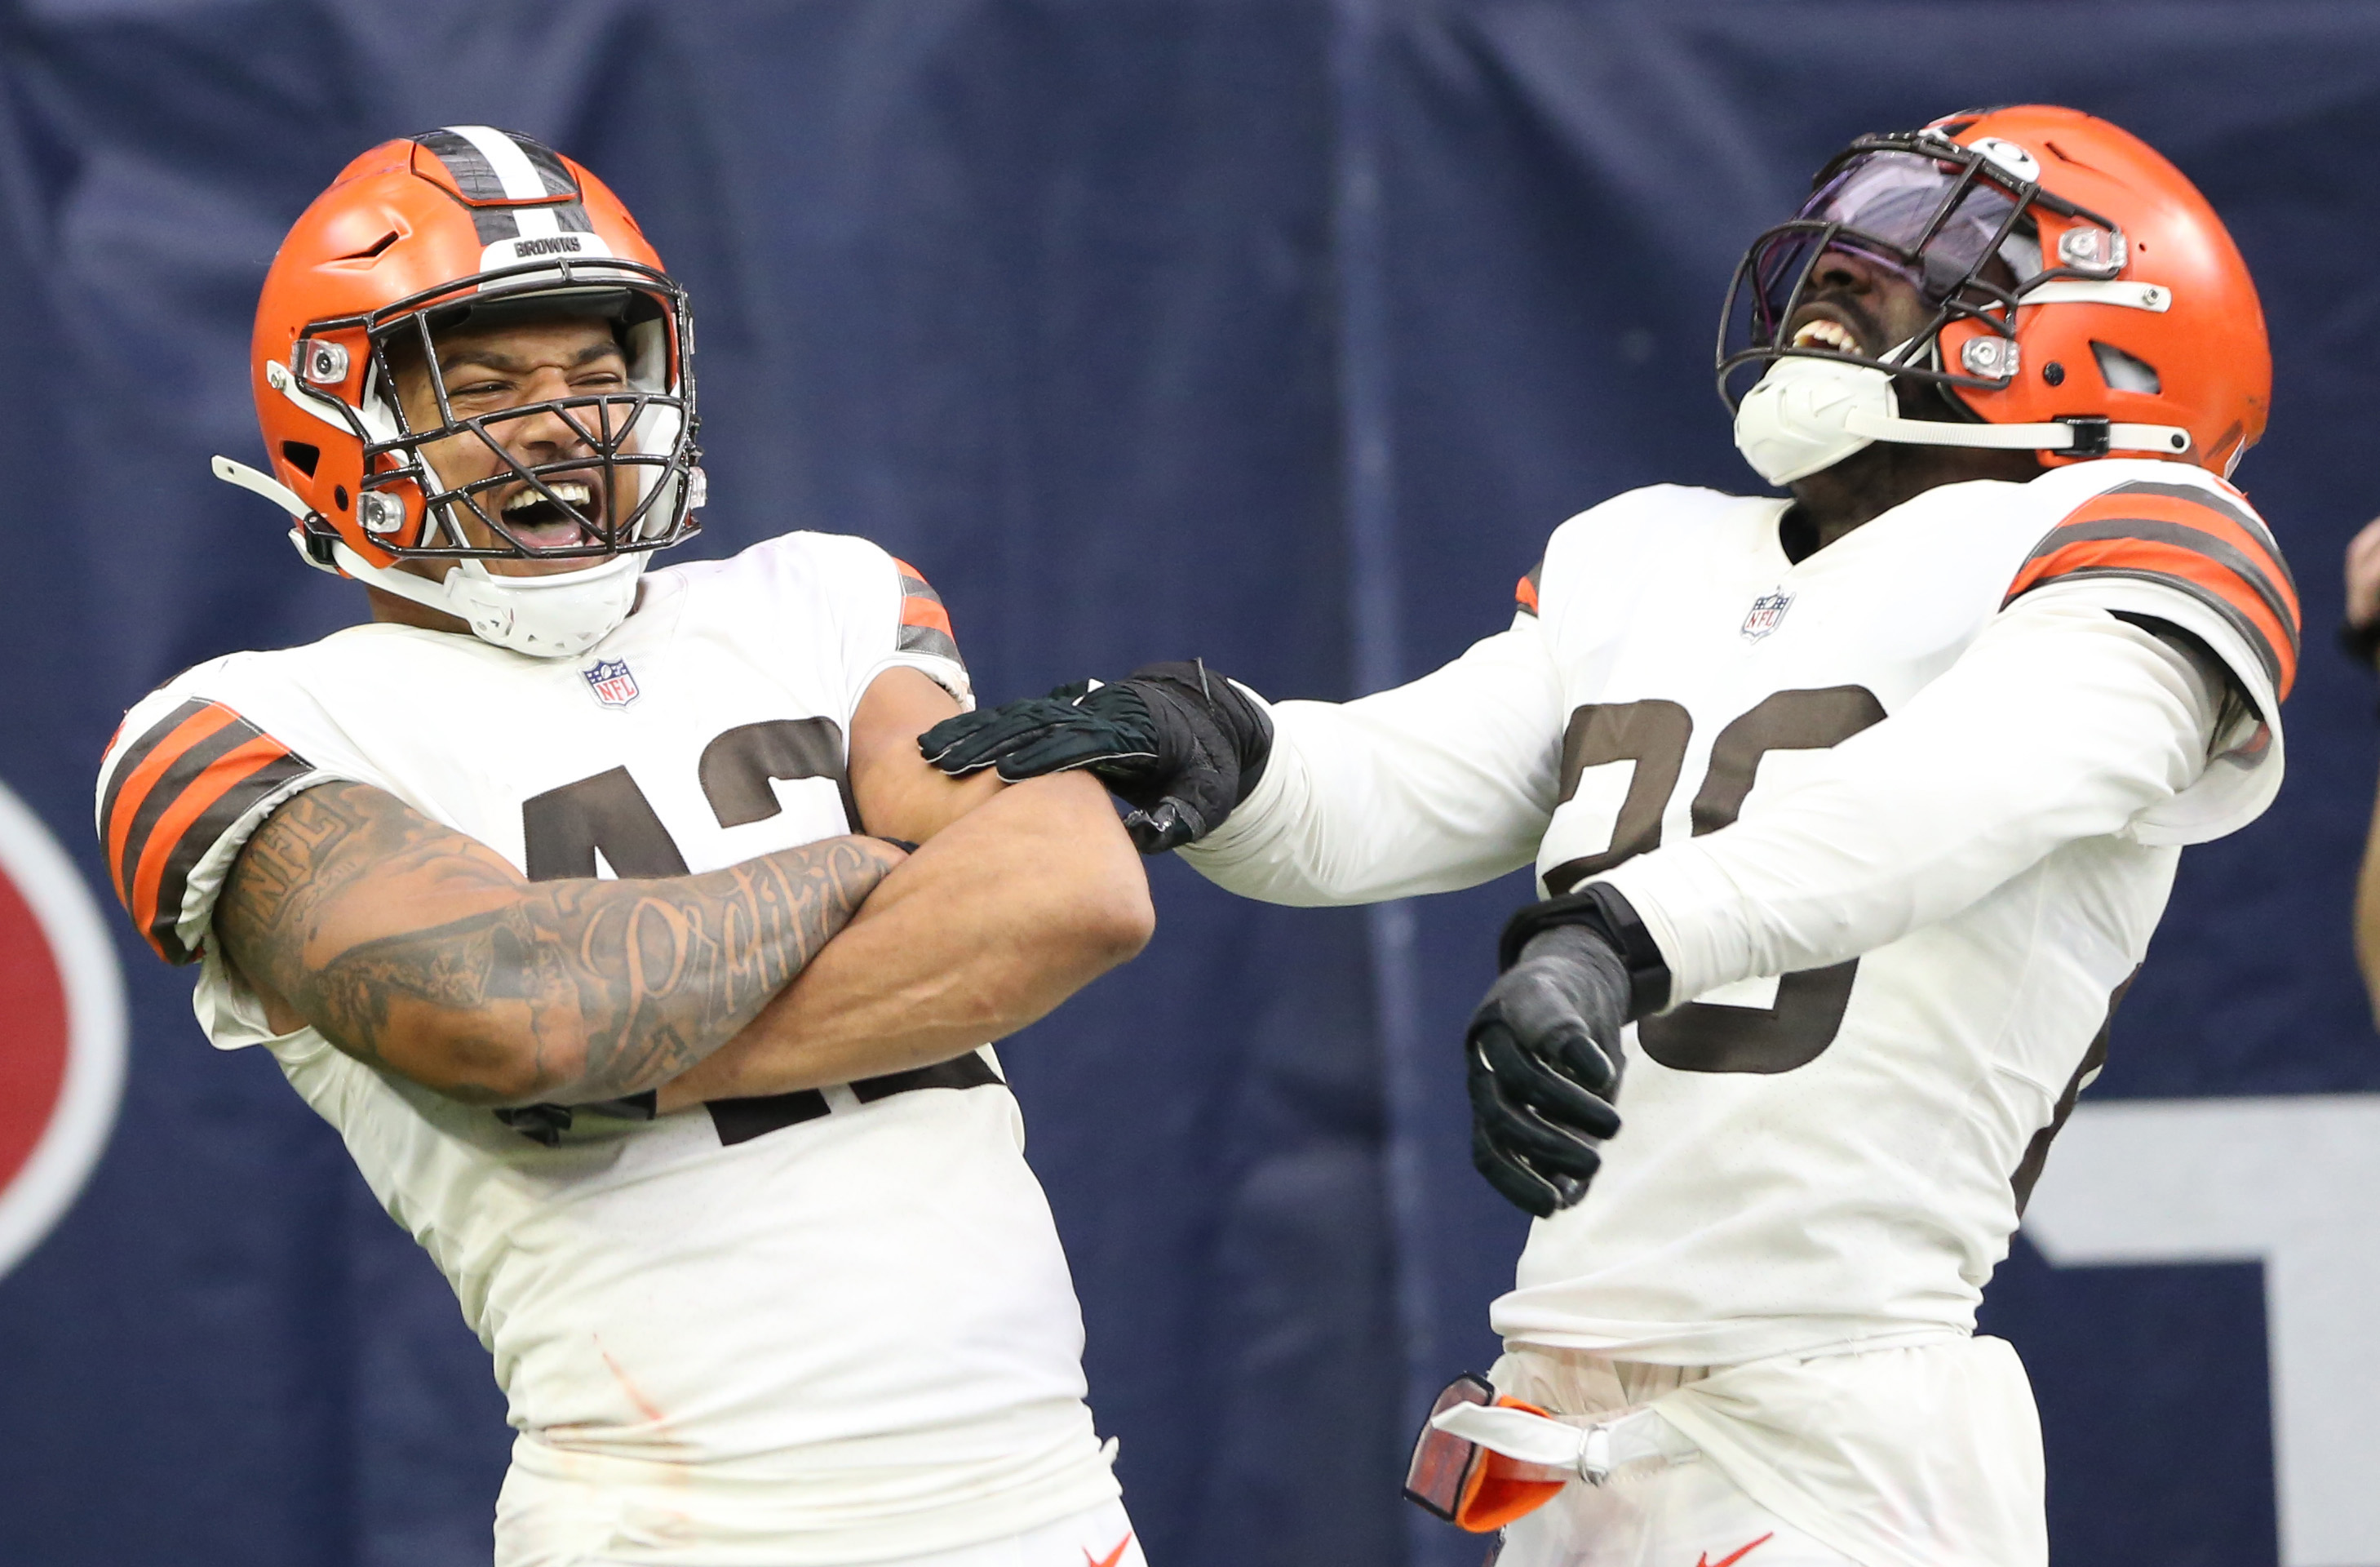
left=2005, top=486, right=2299, bottom=700
left=1515, top=558, right=1544, bottom=618
left=2051, top=485, right=2299, bottom=633
left=891, top=557, right=964, bottom=666
left=2028, top=520, right=2296, bottom=657
left=133, top=738, right=311, bottom=964
left=100, top=699, right=312, bottom=964
left=103, top=699, right=237, bottom=904
left=2103, top=480, right=2297, bottom=599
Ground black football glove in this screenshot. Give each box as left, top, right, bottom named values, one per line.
left=920, top=660, right=1272, bottom=853
left=1467, top=884, right=1674, bottom=1218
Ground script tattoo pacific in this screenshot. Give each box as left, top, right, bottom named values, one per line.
left=218, top=780, right=898, bottom=1103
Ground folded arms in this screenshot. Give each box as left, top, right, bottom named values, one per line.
left=216, top=667, right=1154, bottom=1109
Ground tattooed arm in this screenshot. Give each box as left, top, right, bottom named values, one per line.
left=215, top=780, right=902, bottom=1105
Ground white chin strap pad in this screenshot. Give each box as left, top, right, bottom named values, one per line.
left=333, top=542, right=645, bottom=659
left=1733, top=355, right=1889, bottom=484
left=1732, top=355, right=2193, bottom=486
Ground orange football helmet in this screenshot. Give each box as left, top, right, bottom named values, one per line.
left=1719, top=105, right=2268, bottom=480
left=217, top=126, right=702, bottom=656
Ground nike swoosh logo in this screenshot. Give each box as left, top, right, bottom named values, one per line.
left=1695, top=1534, right=1774, bottom=1567
left=1084, top=1533, right=1134, bottom=1567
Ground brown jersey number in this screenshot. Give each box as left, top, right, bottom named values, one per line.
left=1542, top=686, right=1885, bottom=1074
left=519, top=717, right=853, bottom=883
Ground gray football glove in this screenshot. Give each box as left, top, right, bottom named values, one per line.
left=1467, top=884, right=1673, bottom=1217
left=1465, top=925, right=1629, bottom=1217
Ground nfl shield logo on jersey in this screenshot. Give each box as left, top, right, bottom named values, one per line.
left=582, top=658, right=640, bottom=708
left=1740, top=588, right=1794, bottom=642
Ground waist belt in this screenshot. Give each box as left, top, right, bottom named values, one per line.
left=1403, top=1371, right=1700, bottom=1533
left=495, top=1051, right=1004, bottom=1147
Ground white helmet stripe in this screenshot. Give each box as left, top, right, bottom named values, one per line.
left=445, top=125, right=554, bottom=202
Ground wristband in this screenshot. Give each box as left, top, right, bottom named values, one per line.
left=1496, top=882, right=1673, bottom=1020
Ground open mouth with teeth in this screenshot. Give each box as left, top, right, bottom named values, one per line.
left=1788, top=317, right=1864, bottom=356
left=493, top=476, right=606, bottom=550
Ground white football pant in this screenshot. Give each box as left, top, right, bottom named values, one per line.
left=1492, top=1458, right=1854, bottom=1567
left=497, top=1489, right=1143, bottom=1567
left=875, top=1499, right=1145, bottom=1567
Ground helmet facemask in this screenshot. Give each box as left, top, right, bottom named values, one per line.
left=350, top=266, right=702, bottom=562
left=1717, top=132, right=2082, bottom=411
left=258, top=257, right=705, bottom=658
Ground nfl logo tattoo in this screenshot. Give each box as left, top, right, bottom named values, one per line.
left=582, top=658, right=640, bottom=708
left=1740, top=589, right=1794, bottom=642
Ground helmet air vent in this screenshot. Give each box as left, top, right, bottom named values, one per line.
left=279, top=441, right=321, bottom=477
left=2091, top=341, right=2161, bottom=394
left=337, top=230, right=401, bottom=261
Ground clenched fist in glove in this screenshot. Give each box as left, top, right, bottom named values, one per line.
left=1468, top=885, right=1673, bottom=1218
left=919, top=660, right=1272, bottom=854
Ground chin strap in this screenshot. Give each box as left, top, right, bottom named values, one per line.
left=1846, top=276, right=2187, bottom=455
left=1732, top=356, right=2192, bottom=485
left=211, top=454, right=641, bottom=659
left=214, top=455, right=321, bottom=529
left=213, top=456, right=352, bottom=580
left=1841, top=405, right=2192, bottom=459
left=325, top=539, right=647, bottom=659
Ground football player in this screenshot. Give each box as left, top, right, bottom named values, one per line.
left=96, top=129, right=1155, bottom=1566
left=920, top=106, right=2294, bottom=1566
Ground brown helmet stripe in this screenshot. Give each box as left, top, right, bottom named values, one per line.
left=412, top=128, right=506, bottom=201
left=410, top=127, right=592, bottom=246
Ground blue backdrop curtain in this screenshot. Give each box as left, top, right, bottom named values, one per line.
left=2, top=5, right=2376, bottom=1565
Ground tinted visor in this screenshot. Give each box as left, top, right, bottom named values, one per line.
left=1749, top=150, right=2039, bottom=343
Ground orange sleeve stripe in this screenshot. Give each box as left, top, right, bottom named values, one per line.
left=104, top=703, right=240, bottom=907
left=1514, top=573, right=1540, bottom=616
left=2059, top=490, right=2300, bottom=624
left=899, top=593, right=954, bottom=638
left=2008, top=484, right=2301, bottom=699
left=890, top=557, right=956, bottom=639
left=1999, top=523, right=2294, bottom=647
left=126, top=735, right=293, bottom=957
left=2010, top=535, right=2298, bottom=698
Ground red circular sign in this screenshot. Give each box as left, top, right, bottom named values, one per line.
left=0, top=780, right=124, bottom=1279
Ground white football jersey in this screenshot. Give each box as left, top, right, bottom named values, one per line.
left=95, top=533, right=1119, bottom=1563
left=1183, top=458, right=2294, bottom=1365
